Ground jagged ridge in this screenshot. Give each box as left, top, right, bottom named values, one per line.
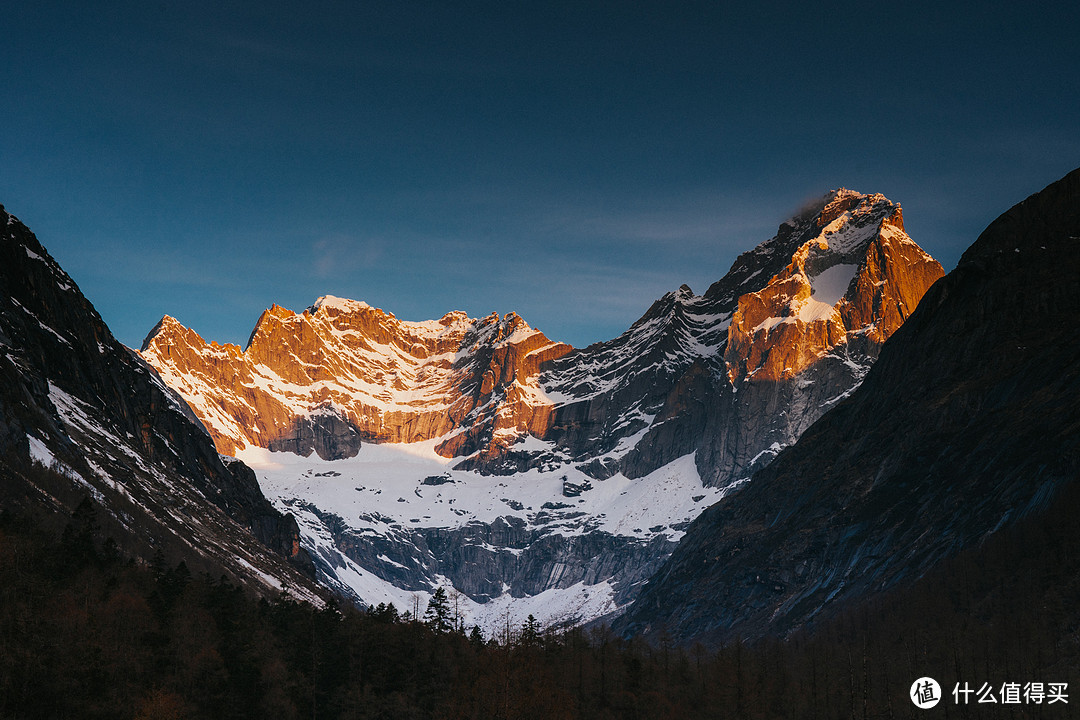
left=0, top=205, right=321, bottom=600
left=141, top=297, right=572, bottom=461
left=616, top=167, right=1080, bottom=645
left=137, top=188, right=943, bottom=630
left=543, top=188, right=943, bottom=486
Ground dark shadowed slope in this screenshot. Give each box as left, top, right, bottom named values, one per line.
left=618, top=167, right=1080, bottom=645
left=0, top=204, right=320, bottom=596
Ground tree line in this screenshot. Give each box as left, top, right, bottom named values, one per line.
left=1, top=478, right=1078, bottom=719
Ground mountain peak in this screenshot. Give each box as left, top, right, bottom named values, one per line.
left=139, top=314, right=187, bottom=351
left=538, top=186, right=942, bottom=488
left=307, top=295, right=375, bottom=316
left=815, top=189, right=898, bottom=235
left=722, top=188, right=940, bottom=385
left=140, top=299, right=572, bottom=459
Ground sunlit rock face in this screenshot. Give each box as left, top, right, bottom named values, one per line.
left=725, top=194, right=942, bottom=383
left=142, top=189, right=942, bottom=488
left=618, top=166, right=1080, bottom=646
left=138, top=188, right=944, bottom=630
left=542, top=189, right=944, bottom=487
left=140, top=299, right=572, bottom=461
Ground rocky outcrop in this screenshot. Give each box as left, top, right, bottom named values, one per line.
left=142, top=190, right=940, bottom=488
left=137, top=189, right=944, bottom=629
left=141, top=299, right=571, bottom=462
left=0, top=204, right=319, bottom=596
left=616, top=167, right=1080, bottom=645
left=722, top=200, right=941, bottom=383
left=298, top=503, right=676, bottom=613
left=543, top=190, right=944, bottom=487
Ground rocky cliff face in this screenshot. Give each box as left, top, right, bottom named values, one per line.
left=143, top=190, right=940, bottom=490
left=294, top=498, right=677, bottom=616
left=543, top=189, right=943, bottom=487
left=0, top=204, right=320, bottom=599
left=138, top=188, right=943, bottom=630
left=141, top=299, right=571, bottom=461
left=616, top=167, right=1080, bottom=645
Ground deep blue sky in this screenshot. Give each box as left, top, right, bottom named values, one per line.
left=3, top=1, right=1078, bottom=350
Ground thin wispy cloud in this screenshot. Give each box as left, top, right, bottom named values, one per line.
left=311, top=234, right=384, bottom=278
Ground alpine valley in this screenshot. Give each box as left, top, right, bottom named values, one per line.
left=2, top=167, right=1078, bottom=661
left=138, top=189, right=944, bottom=631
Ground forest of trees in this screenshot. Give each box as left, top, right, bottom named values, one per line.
left=1, top=479, right=1078, bottom=719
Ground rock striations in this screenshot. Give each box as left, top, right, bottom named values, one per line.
left=141, top=299, right=572, bottom=462
left=0, top=204, right=321, bottom=601
left=143, top=190, right=942, bottom=490
left=135, top=188, right=944, bottom=629
left=542, top=189, right=943, bottom=487
left=616, top=167, right=1080, bottom=645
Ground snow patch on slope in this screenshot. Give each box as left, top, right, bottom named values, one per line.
left=242, top=441, right=721, bottom=631
left=244, top=442, right=718, bottom=542
left=809, top=263, right=858, bottom=307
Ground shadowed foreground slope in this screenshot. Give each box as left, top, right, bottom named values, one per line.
left=618, top=167, right=1080, bottom=645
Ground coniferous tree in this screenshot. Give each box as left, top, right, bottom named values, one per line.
left=424, top=587, right=453, bottom=633
left=519, top=614, right=541, bottom=648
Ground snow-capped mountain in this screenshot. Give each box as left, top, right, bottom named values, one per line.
left=0, top=204, right=322, bottom=603
left=542, top=189, right=944, bottom=487
left=139, top=189, right=943, bottom=630
left=617, top=167, right=1080, bottom=645
left=141, top=300, right=572, bottom=462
